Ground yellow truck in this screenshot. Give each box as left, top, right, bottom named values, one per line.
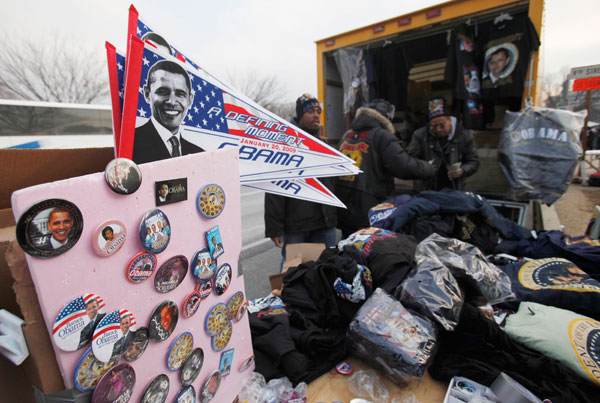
left=315, top=0, right=545, bottom=204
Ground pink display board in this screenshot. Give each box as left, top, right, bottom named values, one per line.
left=11, top=148, right=254, bottom=401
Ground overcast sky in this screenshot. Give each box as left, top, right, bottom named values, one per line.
left=3, top=0, right=600, bottom=103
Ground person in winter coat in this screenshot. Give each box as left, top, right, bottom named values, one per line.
left=264, top=94, right=338, bottom=267
left=408, top=97, right=480, bottom=192
left=336, top=98, right=434, bottom=237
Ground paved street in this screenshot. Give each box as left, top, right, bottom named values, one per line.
left=239, top=186, right=281, bottom=300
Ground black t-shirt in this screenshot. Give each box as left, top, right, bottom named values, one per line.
left=445, top=23, right=484, bottom=129
left=367, top=43, right=413, bottom=110
left=480, top=14, right=540, bottom=99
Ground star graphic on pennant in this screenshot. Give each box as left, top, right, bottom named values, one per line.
left=143, top=57, right=150, bottom=66
left=202, top=118, right=207, bottom=126
left=216, top=123, right=220, bottom=130
left=117, top=63, right=123, bottom=71
left=194, top=106, right=199, bottom=113
left=139, top=87, right=144, bottom=94
left=205, top=95, right=210, bottom=102
left=211, top=90, right=215, bottom=97
left=187, top=113, right=193, bottom=121
left=137, top=27, right=141, bottom=35
left=191, top=89, right=196, bottom=96
left=217, top=100, right=221, bottom=106
left=220, top=117, right=224, bottom=123
left=138, top=108, right=146, bottom=117
left=189, top=75, right=194, bottom=81
left=197, top=84, right=202, bottom=92
left=200, top=101, right=205, bottom=108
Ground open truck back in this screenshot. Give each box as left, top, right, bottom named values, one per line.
left=315, top=0, right=547, bottom=228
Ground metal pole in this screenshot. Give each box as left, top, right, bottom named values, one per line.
left=581, top=90, right=592, bottom=184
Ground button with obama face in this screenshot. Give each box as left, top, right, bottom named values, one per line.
left=16, top=198, right=83, bottom=258
left=53, top=293, right=106, bottom=352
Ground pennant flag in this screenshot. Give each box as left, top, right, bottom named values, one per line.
left=106, top=42, right=126, bottom=156
left=244, top=177, right=346, bottom=208
left=246, top=163, right=361, bottom=183
left=119, top=38, right=354, bottom=181
left=109, top=5, right=355, bottom=206
left=107, top=41, right=345, bottom=206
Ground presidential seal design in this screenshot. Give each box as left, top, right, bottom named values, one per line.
left=154, top=255, right=188, bottom=293
left=92, top=309, right=137, bottom=363
left=569, top=319, right=600, bottom=385
left=518, top=258, right=600, bottom=292
left=126, top=252, right=157, bottom=283
left=53, top=293, right=106, bottom=352
left=149, top=300, right=179, bottom=342
left=91, top=363, right=136, bottom=403
left=141, top=374, right=169, bottom=403
left=167, top=332, right=194, bottom=371
left=16, top=198, right=83, bottom=258
left=197, top=184, right=225, bottom=219
left=139, top=209, right=171, bottom=254
left=73, top=347, right=119, bottom=392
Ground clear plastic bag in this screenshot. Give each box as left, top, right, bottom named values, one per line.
left=348, top=369, right=389, bottom=403
left=395, top=258, right=464, bottom=331
left=416, top=233, right=515, bottom=305
left=237, top=373, right=307, bottom=403
left=347, top=288, right=437, bottom=384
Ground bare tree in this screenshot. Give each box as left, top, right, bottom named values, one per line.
left=0, top=35, right=108, bottom=104
left=542, top=66, right=570, bottom=109
left=228, top=71, right=295, bottom=120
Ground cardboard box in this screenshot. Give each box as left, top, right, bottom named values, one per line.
left=0, top=148, right=114, bottom=400
left=268, top=243, right=326, bottom=292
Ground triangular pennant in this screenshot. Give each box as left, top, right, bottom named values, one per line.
left=122, top=8, right=353, bottom=175
left=105, top=42, right=125, bottom=157
left=243, top=178, right=346, bottom=208
left=119, top=38, right=353, bottom=180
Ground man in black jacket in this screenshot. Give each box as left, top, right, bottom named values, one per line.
left=408, top=97, right=480, bottom=192
left=264, top=95, right=337, bottom=267
left=336, top=99, right=434, bottom=237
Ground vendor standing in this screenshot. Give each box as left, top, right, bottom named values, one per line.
left=408, top=97, right=480, bottom=191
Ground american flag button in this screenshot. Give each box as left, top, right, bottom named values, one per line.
left=52, top=293, right=106, bottom=352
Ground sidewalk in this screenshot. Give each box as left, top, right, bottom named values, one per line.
left=554, top=182, right=600, bottom=236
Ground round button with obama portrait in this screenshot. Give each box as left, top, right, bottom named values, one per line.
left=16, top=198, right=83, bottom=258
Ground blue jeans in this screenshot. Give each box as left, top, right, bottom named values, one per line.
left=280, top=227, right=337, bottom=271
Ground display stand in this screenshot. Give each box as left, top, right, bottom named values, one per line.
left=10, top=148, right=253, bottom=402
